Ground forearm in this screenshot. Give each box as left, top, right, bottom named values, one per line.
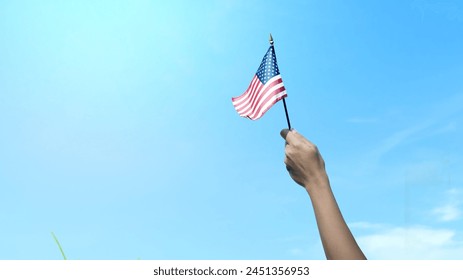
left=306, top=182, right=366, bottom=260
left=280, top=129, right=366, bottom=259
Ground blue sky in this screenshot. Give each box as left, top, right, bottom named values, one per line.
left=0, top=0, right=462, bottom=260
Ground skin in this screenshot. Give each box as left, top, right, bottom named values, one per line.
left=281, top=128, right=366, bottom=260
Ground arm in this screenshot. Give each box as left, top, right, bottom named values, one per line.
left=281, top=129, right=366, bottom=260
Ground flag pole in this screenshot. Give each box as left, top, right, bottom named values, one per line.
left=270, top=34, right=292, bottom=130
left=282, top=98, right=291, bottom=130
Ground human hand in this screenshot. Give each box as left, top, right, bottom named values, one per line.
left=280, top=129, right=329, bottom=190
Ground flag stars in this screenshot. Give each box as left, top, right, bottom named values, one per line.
left=256, top=47, right=281, bottom=84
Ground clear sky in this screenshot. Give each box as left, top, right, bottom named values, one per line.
left=0, top=0, right=462, bottom=260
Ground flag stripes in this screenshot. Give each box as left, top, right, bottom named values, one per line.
left=232, top=75, right=286, bottom=120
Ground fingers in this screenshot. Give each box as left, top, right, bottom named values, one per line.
left=280, top=128, right=298, bottom=142
left=280, top=129, right=290, bottom=140
left=284, top=156, right=294, bottom=174
left=284, top=154, right=291, bottom=170
left=282, top=129, right=316, bottom=149
left=282, top=128, right=297, bottom=177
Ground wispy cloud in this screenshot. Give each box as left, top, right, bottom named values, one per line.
left=349, top=221, right=386, bottom=230
left=361, top=93, right=463, bottom=165
left=351, top=188, right=463, bottom=259
left=432, top=188, right=463, bottom=222
left=370, top=122, right=432, bottom=162
left=433, top=205, right=460, bottom=222
left=356, top=224, right=463, bottom=259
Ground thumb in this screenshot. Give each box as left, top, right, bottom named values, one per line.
left=280, top=129, right=290, bottom=140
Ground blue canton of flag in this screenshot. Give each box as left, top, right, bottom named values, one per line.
left=232, top=46, right=287, bottom=120
left=256, top=46, right=281, bottom=84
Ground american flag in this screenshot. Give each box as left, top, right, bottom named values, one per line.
left=232, top=45, right=287, bottom=120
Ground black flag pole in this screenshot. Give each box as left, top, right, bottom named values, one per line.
left=282, top=98, right=292, bottom=130
left=270, top=33, right=292, bottom=130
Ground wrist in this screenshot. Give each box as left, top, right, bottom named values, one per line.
left=303, top=175, right=330, bottom=194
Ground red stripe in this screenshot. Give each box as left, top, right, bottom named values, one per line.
left=232, top=76, right=262, bottom=108
left=240, top=78, right=283, bottom=112
left=235, top=83, right=263, bottom=112
left=233, top=76, right=263, bottom=109
left=232, top=75, right=259, bottom=104
left=242, top=84, right=286, bottom=119
left=239, top=87, right=282, bottom=117
left=241, top=83, right=285, bottom=117
left=247, top=86, right=286, bottom=120
left=237, top=78, right=283, bottom=115
left=254, top=93, right=287, bottom=120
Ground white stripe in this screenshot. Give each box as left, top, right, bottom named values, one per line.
left=234, top=75, right=283, bottom=113
left=239, top=82, right=285, bottom=117
left=249, top=91, right=287, bottom=120
left=232, top=76, right=260, bottom=105
left=233, top=81, right=262, bottom=110
left=232, top=78, right=262, bottom=110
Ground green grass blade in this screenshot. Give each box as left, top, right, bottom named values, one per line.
left=51, top=232, right=67, bottom=260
